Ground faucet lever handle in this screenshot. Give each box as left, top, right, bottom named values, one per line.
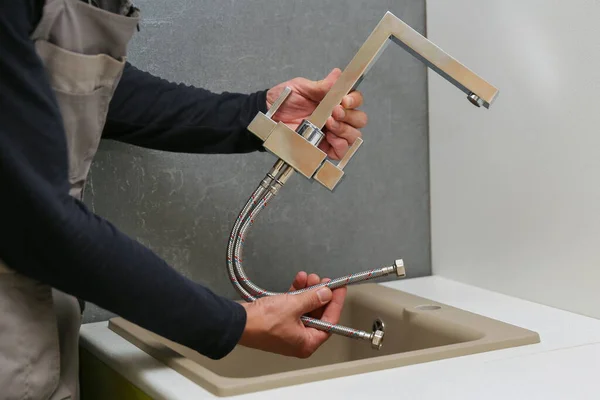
left=337, top=137, right=363, bottom=170
left=247, top=87, right=293, bottom=142
left=265, top=86, right=292, bottom=119
left=314, top=137, right=364, bottom=191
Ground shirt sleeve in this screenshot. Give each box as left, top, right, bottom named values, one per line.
left=103, top=62, right=268, bottom=154
left=0, top=0, right=246, bottom=360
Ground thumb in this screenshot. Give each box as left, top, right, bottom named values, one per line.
left=292, top=287, right=333, bottom=316
left=302, top=68, right=342, bottom=102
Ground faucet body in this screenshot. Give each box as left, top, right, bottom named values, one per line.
left=227, top=12, right=498, bottom=349
left=247, top=12, right=498, bottom=192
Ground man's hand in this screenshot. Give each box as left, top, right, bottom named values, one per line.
left=239, top=272, right=347, bottom=358
left=266, top=68, right=367, bottom=160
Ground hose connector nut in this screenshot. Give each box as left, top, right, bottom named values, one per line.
left=371, top=318, right=385, bottom=350
left=371, top=330, right=384, bottom=350
left=268, top=181, right=283, bottom=196
left=395, top=259, right=406, bottom=277
left=260, top=175, right=274, bottom=189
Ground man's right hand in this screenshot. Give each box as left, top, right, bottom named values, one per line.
left=238, top=272, right=347, bottom=358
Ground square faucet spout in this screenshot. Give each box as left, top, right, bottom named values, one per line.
left=307, top=11, right=499, bottom=129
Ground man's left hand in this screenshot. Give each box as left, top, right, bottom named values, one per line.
left=266, top=68, right=367, bottom=160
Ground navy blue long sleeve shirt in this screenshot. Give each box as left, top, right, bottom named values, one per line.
left=0, top=0, right=267, bottom=359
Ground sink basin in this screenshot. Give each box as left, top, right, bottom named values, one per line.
left=109, top=283, right=540, bottom=397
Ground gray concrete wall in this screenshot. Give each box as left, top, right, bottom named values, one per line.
left=83, top=0, right=430, bottom=322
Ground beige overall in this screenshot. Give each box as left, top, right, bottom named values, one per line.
left=0, top=1, right=139, bottom=398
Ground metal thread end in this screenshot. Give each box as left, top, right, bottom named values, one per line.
left=260, top=176, right=274, bottom=189
left=268, top=182, right=283, bottom=195
left=467, top=93, right=484, bottom=107
left=268, top=160, right=287, bottom=178
left=277, top=166, right=295, bottom=185
left=394, top=259, right=406, bottom=277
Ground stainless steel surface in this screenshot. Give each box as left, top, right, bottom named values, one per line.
left=371, top=317, right=385, bottom=349
left=336, top=137, right=363, bottom=170
left=301, top=316, right=373, bottom=342
left=297, top=119, right=325, bottom=146
left=314, top=137, right=364, bottom=190
left=395, top=259, right=406, bottom=277
left=308, top=11, right=498, bottom=129
left=263, top=122, right=327, bottom=179
left=276, top=164, right=295, bottom=185
left=313, top=161, right=344, bottom=191
left=265, top=86, right=292, bottom=118
left=371, top=330, right=385, bottom=350
left=467, top=93, right=484, bottom=107
left=247, top=112, right=277, bottom=142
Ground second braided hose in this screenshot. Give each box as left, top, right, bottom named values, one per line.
left=226, top=164, right=403, bottom=344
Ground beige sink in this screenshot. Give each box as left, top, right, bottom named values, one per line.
left=109, top=283, right=540, bottom=397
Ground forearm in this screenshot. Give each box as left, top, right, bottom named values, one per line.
left=104, top=63, right=268, bottom=154
left=0, top=149, right=246, bottom=359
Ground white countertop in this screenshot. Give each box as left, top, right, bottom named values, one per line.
left=80, top=276, right=600, bottom=399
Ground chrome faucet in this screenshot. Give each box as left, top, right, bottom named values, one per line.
left=247, top=11, right=498, bottom=191
left=227, top=12, right=498, bottom=349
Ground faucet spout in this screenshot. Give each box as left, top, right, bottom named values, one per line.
left=307, top=11, right=499, bottom=128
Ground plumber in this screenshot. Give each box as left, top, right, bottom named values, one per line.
left=0, top=1, right=368, bottom=399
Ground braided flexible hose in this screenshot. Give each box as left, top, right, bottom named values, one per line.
left=225, top=185, right=262, bottom=302
left=233, top=192, right=398, bottom=297
left=227, top=190, right=376, bottom=341
left=226, top=164, right=403, bottom=344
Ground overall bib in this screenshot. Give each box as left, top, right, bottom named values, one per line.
left=0, top=1, right=139, bottom=398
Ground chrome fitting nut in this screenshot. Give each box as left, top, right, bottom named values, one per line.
left=260, top=175, right=274, bottom=189
left=371, top=330, right=384, bottom=350
left=268, top=181, right=283, bottom=196
left=371, top=318, right=385, bottom=350
left=395, top=259, right=406, bottom=277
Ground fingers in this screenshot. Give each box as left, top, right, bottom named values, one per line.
left=332, top=105, right=368, bottom=130
left=326, top=114, right=364, bottom=144
left=304, top=274, right=323, bottom=319
left=342, top=91, right=364, bottom=109
left=306, top=273, right=321, bottom=288
left=239, top=285, right=342, bottom=359
left=289, top=271, right=308, bottom=291
left=307, top=277, right=329, bottom=319
left=302, top=279, right=348, bottom=355
left=321, top=130, right=349, bottom=160
left=320, top=286, right=347, bottom=326
left=294, top=68, right=342, bottom=103
left=323, top=120, right=363, bottom=160
left=325, top=117, right=353, bottom=141
left=314, top=68, right=342, bottom=100
left=283, top=271, right=345, bottom=357
left=292, top=286, right=332, bottom=316
left=289, top=272, right=322, bottom=292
